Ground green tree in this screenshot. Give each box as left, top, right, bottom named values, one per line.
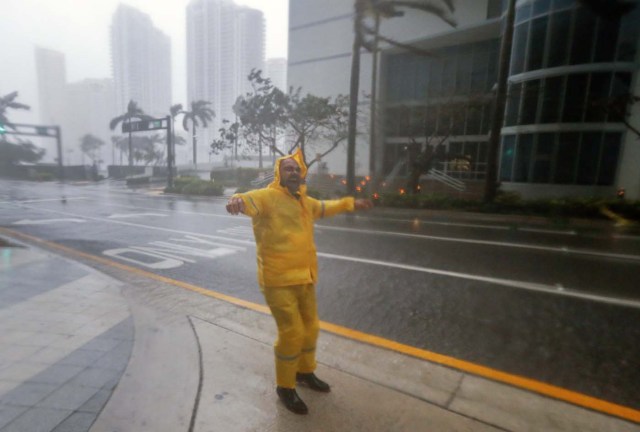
left=109, top=100, right=152, bottom=167
left=182, top=100, right=214, bottom=168
left=0, top=139, right=44, bottom=167
left=212, top=71, right=349, bottom=169
left=347, top=0, right=457, bottom=195
left=79, top=134, right=105, bottom=164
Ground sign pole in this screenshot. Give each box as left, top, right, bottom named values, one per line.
left=54, top=126, right=64, bottom=181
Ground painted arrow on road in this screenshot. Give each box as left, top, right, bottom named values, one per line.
left=13, top=218, right=86, bottom=225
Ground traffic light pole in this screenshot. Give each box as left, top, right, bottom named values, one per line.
left=122, top=117, right=174, bottom=190
left=3, top=123, right=65, bottom=181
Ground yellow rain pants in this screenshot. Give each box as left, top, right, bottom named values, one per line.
left=262, top=284, right=319, bottom=389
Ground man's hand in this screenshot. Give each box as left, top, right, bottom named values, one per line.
left=354, top=199, right=373, bottom=211
left=226, top=197, right=246, bottom=215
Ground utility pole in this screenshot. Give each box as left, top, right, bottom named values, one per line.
left=484, top=0, right=516, bottom=203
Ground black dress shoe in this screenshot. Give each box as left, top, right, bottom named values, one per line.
left=296, top=373, right=331, bottom=392
left=276, top=387, right=308, bottom=414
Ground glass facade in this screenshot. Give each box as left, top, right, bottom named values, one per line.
left=384, top=39, right=500, bottom=177
left=500, top=132, right=622, bottom=185
left=381, top=0, right=638, bottom=190
left=499, top=0, right=639, bottom=186
left=509, top=0, right=639, bottom=75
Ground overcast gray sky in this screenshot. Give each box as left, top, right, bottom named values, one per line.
left=0, top=0, right=289, bottom=123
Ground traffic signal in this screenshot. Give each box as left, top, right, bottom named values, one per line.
left=0, top=123, right=6, bottom=135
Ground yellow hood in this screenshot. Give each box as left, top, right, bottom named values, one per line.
left=268, top=148, right=308, bottom=194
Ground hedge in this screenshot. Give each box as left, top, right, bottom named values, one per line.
left=377, top=192, right=640, bottom=221
left=165, top=176, right=224, bottom=196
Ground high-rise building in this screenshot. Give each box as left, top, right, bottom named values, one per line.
left=110, top=4, right=172, bottom=119
left=186, top=0, right=265, bottom=164
left=66, top=79, right=117, bottom=164
left=35, top=47, right=68, bottom=127
left=288, top=0, right=640, bottom=199
left=266, top=58, right=288, bottom=92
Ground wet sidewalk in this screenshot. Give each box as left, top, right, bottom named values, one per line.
left=0, top=234, right=638, bottom=431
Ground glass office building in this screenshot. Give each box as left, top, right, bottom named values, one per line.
left=380, top=0, right=640, bottom=198
left=500, top=0, right=640, bottom=195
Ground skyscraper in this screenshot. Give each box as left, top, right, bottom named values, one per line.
left=266, top=58, right=288, bottom=92
left=186, top=0, right=265, bottom=163
left=35, top=47, right=67, bottom=127
left=110, top=4, right=172, bottom=119
left=66, top=79, right=117, bottom=164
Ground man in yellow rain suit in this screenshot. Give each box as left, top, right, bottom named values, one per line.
left=226, top=149, right=372, bottom=414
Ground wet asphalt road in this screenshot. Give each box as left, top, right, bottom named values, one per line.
left=1, top=179, right=639, bottom=410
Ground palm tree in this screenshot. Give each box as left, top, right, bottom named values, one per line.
left=346, top=0, right=457, bottom=195
left=109, top=100, right=152, bottom=167
left=0, top=91, right=30, bottom=131
left=182, top=100, right=214, bottom=168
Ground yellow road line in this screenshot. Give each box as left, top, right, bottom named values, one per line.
left=1, top=227, right=638, bottom=424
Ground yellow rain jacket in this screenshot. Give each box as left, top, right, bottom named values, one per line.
left=233, top=149, right=354, bottom=287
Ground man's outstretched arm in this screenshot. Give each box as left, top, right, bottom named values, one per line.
left=226, top=196, right=246, bottom=215
left=354, top=199, right=374, bottom=211
left=311, top=196, right=373, bottom=219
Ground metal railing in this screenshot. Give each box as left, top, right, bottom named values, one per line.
left=424, top=169, right=466, bottom=191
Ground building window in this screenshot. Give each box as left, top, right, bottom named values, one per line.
left=532, top=0, right=552, bottom=16
left=562, top=73, right=588, bottom=122
left=527, top=16, right=548, bottom=71
left=594, top=16, right=619, bottom=62
left=617, top=6, right=640, bottom=61
left=570, top=6, right=597, bottom=65
left=539, top=76, right=564, bottom=123
left=585, top=72, right=612, bottom=122
left=500, top=135, right=516, bottom=181
left=598, top=133, right=622, bottom=185
left=514, top=133, right=534, bottom=182
left=511, top=23, right=529, bottom=75
left=532, top=132, right=554, bottom=182
left=521, top=80, right=541, bottom=124
left=577, top=132, right=602, bottom=185
left=546, top=10, right=571, bottom=67
left=505, top=82, right=522, bottom=126
left=515, top=3, right=532, bottom=24
left=554, top=132, right=579, bottom=183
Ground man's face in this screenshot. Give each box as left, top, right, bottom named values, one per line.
left=279, top=158, right=302, bottom=194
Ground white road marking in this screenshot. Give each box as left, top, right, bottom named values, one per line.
left=0, top=197, right=88, bottom=205
left=13, top=218, right=86, bottom=225
left=315, top=225, right=640, bottom=262
left=108, top=213, right=168, bottom=219
left=10, top=203, right=640, bottom=308
left=317, top=252, right=640, bottom=309
left=8, top=201, right=640, bottom=261
left=103, top=236, right=245, bottom=269
left=353, top=214, right=579, bottom=236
